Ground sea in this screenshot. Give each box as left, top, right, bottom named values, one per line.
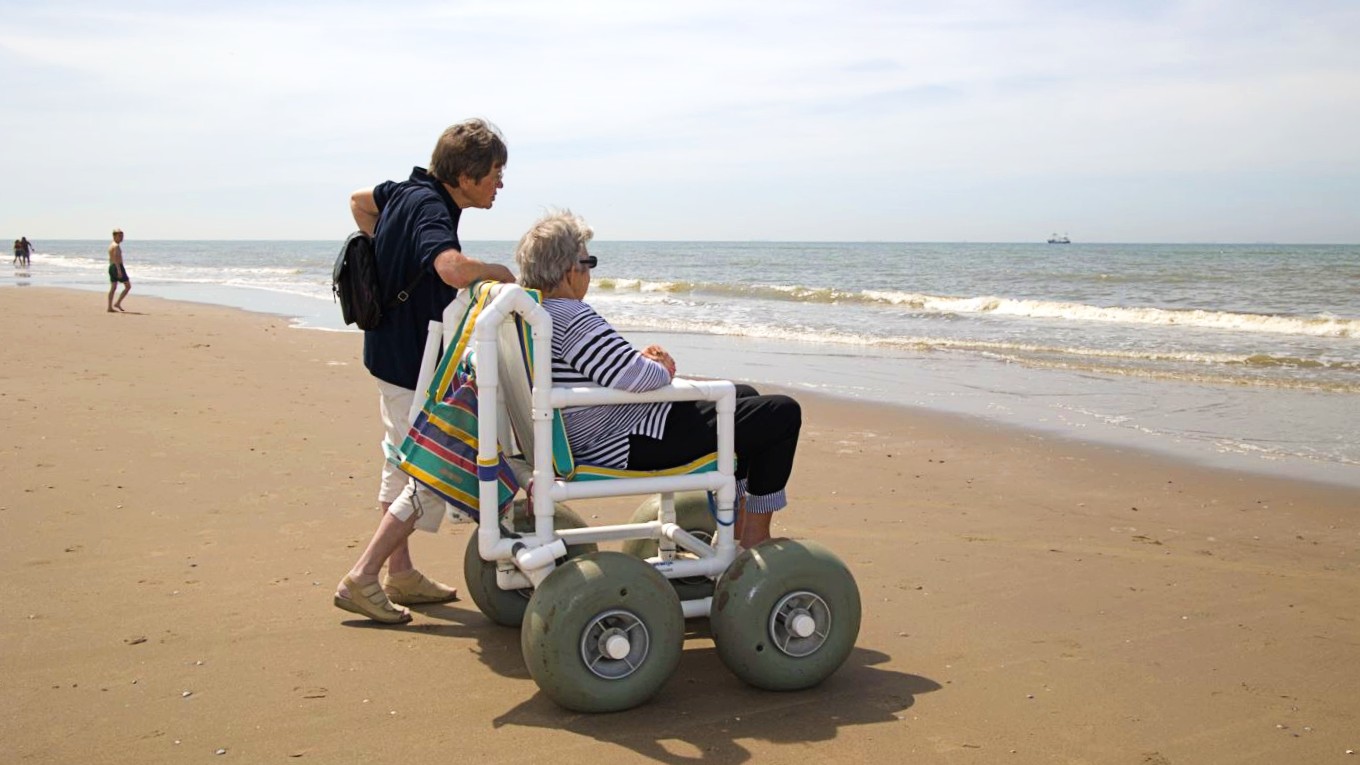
left=5, top=239, right=1359, bottom=489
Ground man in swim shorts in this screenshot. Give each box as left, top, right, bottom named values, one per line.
left=107, top=228, right=130, bottom=312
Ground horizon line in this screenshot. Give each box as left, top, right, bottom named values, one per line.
left=14, top=238, right=1359, bottom=247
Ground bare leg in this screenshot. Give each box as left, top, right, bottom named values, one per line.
left=338, top=505, right=418, bottom=598
left=107, top=283, right=116, bottom=312
left=380, top=501, right=416, bottom=576
left=732, top=494, right=773, bottom=548
left=732, top=493, right=745, bottom=543
left=114, top=283, right=130, bottom=311
left=737, top=511, right=774, bottom=548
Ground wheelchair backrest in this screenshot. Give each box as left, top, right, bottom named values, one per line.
left=441, top=282, right=577, bottom=479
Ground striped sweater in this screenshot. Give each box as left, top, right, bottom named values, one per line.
left=543, top=298, right=673, bottom=468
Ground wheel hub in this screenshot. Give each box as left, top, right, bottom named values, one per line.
left=581, top=610, right=651, bottom=679
left=770, top=591, right=831, bottom=657
left=789, top=611, right=817, bottom=638
left=602, top=632, right=632, bottom=660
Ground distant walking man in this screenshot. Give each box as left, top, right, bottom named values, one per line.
left=107, top=228, right=130, bottom=312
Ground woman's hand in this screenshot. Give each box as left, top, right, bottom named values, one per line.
left=642, top=345, right=676, bottom=377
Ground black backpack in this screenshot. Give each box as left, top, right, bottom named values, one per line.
left=332, top=231, right=423, bottom=330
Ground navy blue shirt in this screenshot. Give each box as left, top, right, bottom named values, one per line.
left=364, top=167, right=462, bottom=389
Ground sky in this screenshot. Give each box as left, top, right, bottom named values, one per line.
left=1, top=0, right=1358, bottom=243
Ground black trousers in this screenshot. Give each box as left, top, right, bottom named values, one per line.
left=627, top=384, right=802, bottom=497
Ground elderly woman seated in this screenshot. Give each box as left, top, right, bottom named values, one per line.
left=513, top=210, right=802, bottom=547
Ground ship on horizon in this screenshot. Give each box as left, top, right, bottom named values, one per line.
left=1047, top=232, right=1071, bottom=244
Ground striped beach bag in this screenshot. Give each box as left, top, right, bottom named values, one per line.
left=391, top=283, right=519, bottom=522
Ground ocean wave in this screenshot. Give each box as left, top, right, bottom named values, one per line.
left=994, top=356, right=1360, bottom=394
left=220, top=280, right=333, bottom=301
left=855, top=291, right=1360, bottom=338
left=594, top=277, right=707, bottom=294
left=35, top=252, right=307, bottom=278
left=615, top=314, right=1359, bottom=375
left=595, top=278, right=860, bottom=304
left=594, top=277, right=1359, bottom=338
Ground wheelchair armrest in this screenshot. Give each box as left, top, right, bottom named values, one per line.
left=548, top=378, right=736, bottom=410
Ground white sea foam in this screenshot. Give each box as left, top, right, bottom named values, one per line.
left=597, top=277, right=692, bottom=293
left=616, top=312, right=1343, bottom=365
left=860, top=290, right=1358, bottom=338
left=596, top=277, right=1359, bottom=338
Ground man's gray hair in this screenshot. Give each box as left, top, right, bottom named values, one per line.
left=515, top=210, right=594, bottom=291
left=430, top=118, right=507, bottom=185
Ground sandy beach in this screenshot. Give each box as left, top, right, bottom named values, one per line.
left=2, top=286, right=1357, bottom=764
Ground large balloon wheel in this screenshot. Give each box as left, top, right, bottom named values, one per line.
left=463, top=500, right=597, bottom=627
left=521, top=551, right=684, bottom=712
left=710, top=539, right=861, bottom=690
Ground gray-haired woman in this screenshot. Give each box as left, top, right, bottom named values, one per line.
left=514, top=210, right=801, bottom=547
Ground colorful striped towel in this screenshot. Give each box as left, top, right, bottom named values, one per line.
left=392, top=283, right=518, bottom=522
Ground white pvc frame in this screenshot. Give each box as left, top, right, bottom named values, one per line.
left=416, top=285, right=739, bottom=620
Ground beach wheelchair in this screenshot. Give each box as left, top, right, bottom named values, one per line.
left=395, top=282, right=861, bottom=712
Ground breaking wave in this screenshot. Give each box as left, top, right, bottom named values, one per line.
left=593, top=278, right=1358, bottom=338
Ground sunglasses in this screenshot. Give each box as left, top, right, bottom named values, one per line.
left=578, top=255, right=598, bottom=270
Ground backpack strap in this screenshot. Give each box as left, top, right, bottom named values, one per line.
left=387, top=268, right=425, bottom=308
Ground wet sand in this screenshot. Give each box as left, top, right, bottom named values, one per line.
left=1, top=287, right=1357, bottom=764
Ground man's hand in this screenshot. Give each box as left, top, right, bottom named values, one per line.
left=482, top=263, right=516, bottom=284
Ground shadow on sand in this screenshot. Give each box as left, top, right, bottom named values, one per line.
left=380, top=605, right=941, bottom=764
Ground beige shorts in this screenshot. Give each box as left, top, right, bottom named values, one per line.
left=376, top=378, right=448, bottom=532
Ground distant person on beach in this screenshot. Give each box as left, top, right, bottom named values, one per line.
left=11, top=240, right=20, bottom=266
left=20, top=237, right=32, bottom=266
left=107, top=229, right=130, bottom=312
left=515, top=210, right=802, bottom=548
left=334, top=118, right=514, bottom=624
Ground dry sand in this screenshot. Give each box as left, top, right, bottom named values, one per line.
left=2, top=287, right=1357, bottom=764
